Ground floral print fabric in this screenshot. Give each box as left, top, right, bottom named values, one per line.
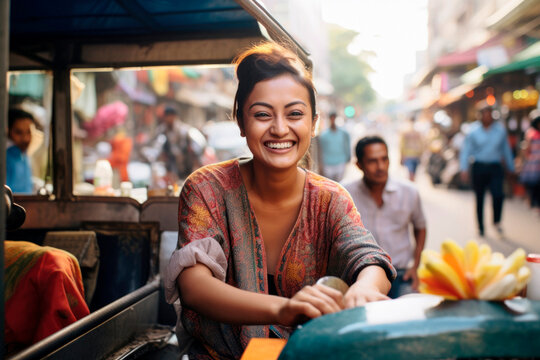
left=168, top=158, right=395, bottom=359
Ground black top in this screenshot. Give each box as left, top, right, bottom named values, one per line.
left=267, top=274, right=278, bottom=296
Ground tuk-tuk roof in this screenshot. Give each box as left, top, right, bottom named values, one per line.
left=9, top=0, right=311, bottom=69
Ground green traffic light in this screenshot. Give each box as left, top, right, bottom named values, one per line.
left=344, top=106, right=355, bottom=118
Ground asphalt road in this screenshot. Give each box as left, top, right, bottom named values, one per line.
left=415, top=171, right=540, bottom=257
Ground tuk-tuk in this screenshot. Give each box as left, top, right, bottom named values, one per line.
left=278, top=295, right=540, bottom=359
left=4, top=2, right=539, bottom=360
left=0, top=1, right=309, bottom=358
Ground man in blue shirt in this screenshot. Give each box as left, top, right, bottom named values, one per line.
left=459, top=101, right=515, bottom=237
left=6, top=108, right=35, bottom=194
left=317, top=112, right=351, bottom=182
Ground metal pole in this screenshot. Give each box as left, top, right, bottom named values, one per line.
left=234, top=0, right=312, bottom=69
left=0, top=0, right=10, bottom=356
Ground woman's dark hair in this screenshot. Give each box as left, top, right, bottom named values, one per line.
left=232, top=41, right=316, bottom=131
left=355, top=135, right=388, bottom=163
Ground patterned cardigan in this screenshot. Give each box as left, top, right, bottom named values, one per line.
left=165, top=158, right=395, bottom=359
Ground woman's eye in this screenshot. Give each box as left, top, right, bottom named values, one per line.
left=254, top=112, right=271, bottom=119
left=289, top=110, right=304, bottom=118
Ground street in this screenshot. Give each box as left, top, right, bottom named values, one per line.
left=415, top=171, right=540, bottom=256
left=341, top=123, right=540, bottom=258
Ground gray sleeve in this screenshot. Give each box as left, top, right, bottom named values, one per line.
left=163, top=237, right=227, bottom=304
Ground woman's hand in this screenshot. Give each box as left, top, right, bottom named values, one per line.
left=277, top=284, right=344, bottom=327
left=343, top=265, right=391, bottom=308
left=344, top=282, right=389, bottom=308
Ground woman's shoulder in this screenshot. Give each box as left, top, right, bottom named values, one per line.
left=305, top=170, right=352, bottom=199
left=304, top=171, right=360, bottom=224
left=185, top=159, right=242, bottom=189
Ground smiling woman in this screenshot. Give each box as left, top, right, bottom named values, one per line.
left=164, top=41, right=396, bottom=359
left=240, top=74, right=315, bottom=173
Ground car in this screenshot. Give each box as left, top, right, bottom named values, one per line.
left=203, top=121, right=251, bottom=161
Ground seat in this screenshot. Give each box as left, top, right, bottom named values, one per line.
left=3, top=185, right=90, bottom=354
left=43, top=231, right=100, bottom=304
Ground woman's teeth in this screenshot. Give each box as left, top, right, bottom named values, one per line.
left=266, top=142, right=293, bottom=149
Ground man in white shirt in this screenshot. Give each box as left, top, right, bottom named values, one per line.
left=344, top=135, right=426, bottom=298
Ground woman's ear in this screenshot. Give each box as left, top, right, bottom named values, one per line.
left=311, top=113, right=319, bottom=138
left=237, top=119, right=245, bottom=137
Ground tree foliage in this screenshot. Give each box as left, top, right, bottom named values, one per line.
left=328, top=24, right=376, bottom=109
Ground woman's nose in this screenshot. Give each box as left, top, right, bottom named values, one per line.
left=270, top=115, right=289, bottom=136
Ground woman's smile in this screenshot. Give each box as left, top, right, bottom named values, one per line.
left=265, top=141, right=295, bottom=150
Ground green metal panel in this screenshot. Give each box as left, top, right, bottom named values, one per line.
left=484, top=56, right=540, bottom=77
left=279, top=297, right=540, bottom=360
left=484, top=42, right=540, bottom=77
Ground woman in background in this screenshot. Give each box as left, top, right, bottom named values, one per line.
left=519, top=112, right=540, bottom=212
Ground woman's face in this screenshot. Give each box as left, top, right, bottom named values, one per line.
left=241, top=74, right=316, bottom=171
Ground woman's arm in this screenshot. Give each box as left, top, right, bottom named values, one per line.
left=343, top=265, right=391, bottom=308
left=178, top=263, right=345, bottom=327
left=327, top=187, right=395, bottom=305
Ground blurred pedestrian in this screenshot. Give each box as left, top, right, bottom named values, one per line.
left=459, top=101, right=515, bottom=237
left=519, top=111, right=540, bottom=212
left=154, top=106, right=202, bottom=181
left=399, top=116, right=424, bottom=181
left=108, top=127, right=133, bottom=184
left=317, top=111, right=351, bottom=182
left=6, top=108, right=36, bottom=194
left=344, top=135, right=426, bottom=298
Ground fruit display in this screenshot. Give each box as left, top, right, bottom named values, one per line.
left=417, top=239, right=530, bottom=300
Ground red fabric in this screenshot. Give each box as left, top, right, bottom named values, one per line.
left=109, top=133, right=133, bottom=181
left=84, top=101, right=128, bottom=139
left=436, top=34, right=522, bottom=67
left=4, top=241, right=90, bottom=353
left=526, top=127, right=540, bottom=141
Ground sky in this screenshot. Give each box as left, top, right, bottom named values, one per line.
left=321, top=0, right=428, bottom=100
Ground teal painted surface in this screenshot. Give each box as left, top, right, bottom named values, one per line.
left=278, top=297, right=540, bottom=360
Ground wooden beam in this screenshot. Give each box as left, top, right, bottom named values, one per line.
left=78, top=37, right=264, bottom=68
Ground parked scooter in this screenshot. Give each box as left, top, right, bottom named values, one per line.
left=426, top=125, right=470, bottom=190
left=426, top=137, right=447, bottom=185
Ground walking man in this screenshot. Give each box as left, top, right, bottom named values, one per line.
left=459, top=101, right=515, bottom=237
left=344, top=135, right=426, bottom=298
left=317, top=112, right=351, bottom=182
left=400, top=116, right=424, bottom=181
